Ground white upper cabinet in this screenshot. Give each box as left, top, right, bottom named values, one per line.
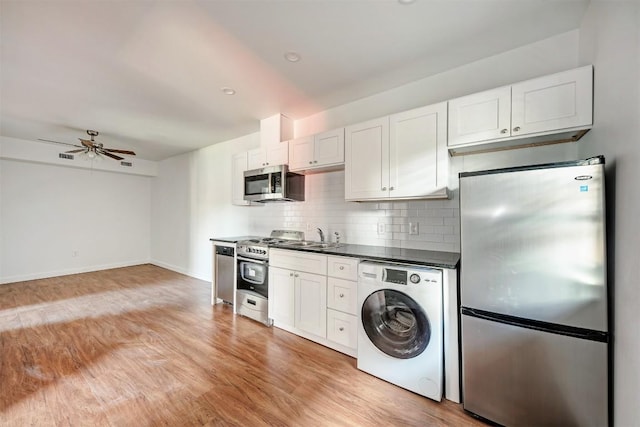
left=511, top=65, right=593, bottom=135
left=288, top=128, right=345, bottom=173
left=345, top=102, right=449, bottom=201
left=344, top=116, right=389, bottom=200
left=247, top=142, right=289, bottom=170
left=389, top=102, right=449, bottom=199
left=448, top=86, right=511, bottom=146
left=288, top=135, right=314, bottom=171
left=448, top=65, right=593, bottom=154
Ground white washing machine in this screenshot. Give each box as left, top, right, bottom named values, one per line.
left=357, top=261, right=443, bottom=401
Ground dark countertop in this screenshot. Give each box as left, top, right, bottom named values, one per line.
left=211, top=237, right=460, bottom=269
left=210, top=236, right=261, bottom=244
left=271, top=243, right=459, bottom=269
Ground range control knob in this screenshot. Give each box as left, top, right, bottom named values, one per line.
left=409, top=273, right=421, bottom=284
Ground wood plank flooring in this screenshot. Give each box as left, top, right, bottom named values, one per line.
left=0, top=264, right=486, bottom=426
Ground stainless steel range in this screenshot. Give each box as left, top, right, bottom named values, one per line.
left=236, top=230, right=304, bottom=326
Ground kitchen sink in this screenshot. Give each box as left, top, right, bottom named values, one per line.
left=279, top=241, right=342, bottom=249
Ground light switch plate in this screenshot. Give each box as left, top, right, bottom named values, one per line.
left=409, top=222, right=419, bottom=235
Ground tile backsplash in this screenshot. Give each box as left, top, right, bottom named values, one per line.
left=248, top=170, right=460, bottom=253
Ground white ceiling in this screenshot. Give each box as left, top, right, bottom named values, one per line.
left=0, top=0, right=590, bottom=161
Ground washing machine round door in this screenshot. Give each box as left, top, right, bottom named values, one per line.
left=361, top=289, right=430, bottom=359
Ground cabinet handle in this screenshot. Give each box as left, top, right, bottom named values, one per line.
left=389, top=186, right=394, bottom=191
left=513, top=126, right=521, bottom=132
left=309, top=161, right=313, bottom=164
left=314, top=160, right=318, bottom=164
left=339, top=266, right=344, bottom=270
left=500, top=128, right=508, bottom=134
left=382, top=187, right=387, bottom=191
left=294, top=273, right=299, bottom=278
left=339, top=293, right=345, bottom=298
left=339, top=327, right=345, bottom=332
left=289, top=273, right=294, bottom=277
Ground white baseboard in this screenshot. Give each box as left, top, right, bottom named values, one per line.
left=149, top=260, right=210, bottom=282
left=0, top=259, right=151, bottom=285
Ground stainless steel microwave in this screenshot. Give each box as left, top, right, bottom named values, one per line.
left=243, top=164, right=305, bottom=202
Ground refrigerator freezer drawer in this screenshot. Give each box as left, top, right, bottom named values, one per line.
left=461, top=314, right=608, bottom=426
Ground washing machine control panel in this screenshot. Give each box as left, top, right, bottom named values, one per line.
left=380, top=267, right=441, bottom=285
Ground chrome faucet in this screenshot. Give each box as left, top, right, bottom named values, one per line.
left=317, top=228, right=325, bottom=243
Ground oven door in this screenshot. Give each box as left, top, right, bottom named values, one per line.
left=237, top=256, right=269, bottom=299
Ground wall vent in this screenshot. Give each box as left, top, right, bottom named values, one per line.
left=59, top=153, right=74, bottom=160
left=121, top=161, right=133, bottom=167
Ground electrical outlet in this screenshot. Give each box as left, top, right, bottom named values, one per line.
left=409, top=222, right=419, bottom=235
left=72, top=250, right=79, bottom=257
left=377, top=223, right=385, bottom=235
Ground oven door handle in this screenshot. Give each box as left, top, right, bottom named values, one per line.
left=237, top=256, right=268, bottom=265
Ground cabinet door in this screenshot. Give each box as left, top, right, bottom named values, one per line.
left=231, top=152, right=250, bottom=206
left=314, top=128, right=345, bottom=167
left=344, top=116, right=389, bottom=200
left=326, top=309, right=358, bottom=349
left=247, top=148, right=266, bottom=170
left=327, top=256, right=359, bottom=281
left=327, top=277, right=358, bottom=315
left=268, top=267, right=295, bottom=328
left=269, top=249, right=327, bottom=275
left=295, top=271, right=327, bottom=338
left=265, top=142, right=289, bottom=166
left=389, top=102, right=448, bottom=198
left=448, top=86, right=511, bottom=146
left=511, top=65, right=593, bottom=136
left=288, top=136, right=314, bottom=171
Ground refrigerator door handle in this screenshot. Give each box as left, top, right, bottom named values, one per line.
left=461, top=307, right=609, bottom=343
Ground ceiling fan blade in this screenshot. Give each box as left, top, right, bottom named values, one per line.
left=104, top=148, right=136, bottom=155
left=100, top=151, right=124, bottom=161
left=38, top=138, right=82, bottom=148
left=65, top=149, right=86, bottom=153
left=79, top=138, right=95, bottom=148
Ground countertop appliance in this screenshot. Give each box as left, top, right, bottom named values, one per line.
left=357, top=261, right=443, bottom=401
left=215, top=245, right=235, bottom=305
left=243, top=164, right=305, bottom=203
left=236, top=230, right=304, bottom=325
left=459, top=156, right=609, bottom=426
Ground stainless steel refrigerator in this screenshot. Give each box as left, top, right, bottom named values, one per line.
left=459, top=156, right=609, bottom=426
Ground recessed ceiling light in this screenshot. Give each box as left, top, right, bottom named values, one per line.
left=221, top=87, right=236, bottom=95
left=284, top=51, right=301, bottom=62
left=398, top=0, right=416, bottom=4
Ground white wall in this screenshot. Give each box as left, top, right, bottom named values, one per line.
left=577, top=1, right=640, bottom=424
left=150, top=132, right=259, bottom=280
left=150, top=31, right=583, bottom=280
left=249, top=31, right=582, bottom=249
left=0, top=158, right=151, bottom=283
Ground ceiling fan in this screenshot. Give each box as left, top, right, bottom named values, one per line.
left=38, top=130, right=136, bottom=161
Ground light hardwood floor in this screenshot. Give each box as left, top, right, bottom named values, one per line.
left=0, top=264, right=486, bottom=426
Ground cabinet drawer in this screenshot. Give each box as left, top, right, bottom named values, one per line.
left=327, top=256, right=359, bottom=281
left=270, top=249, right=327, bottom=275
left=327, top=277, right=358, bottom=315
left=327, top=309, right=358, bottom=350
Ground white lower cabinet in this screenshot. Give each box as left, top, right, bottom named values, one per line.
left=295, top=271, right=327, bottom=337
left=325, top=256, right=359, bottom=351
left=327, top=309, right=358, bottom=349
left=269, top=249, right=359, bottom=357
left=268, top=266, right=295, bottom=328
